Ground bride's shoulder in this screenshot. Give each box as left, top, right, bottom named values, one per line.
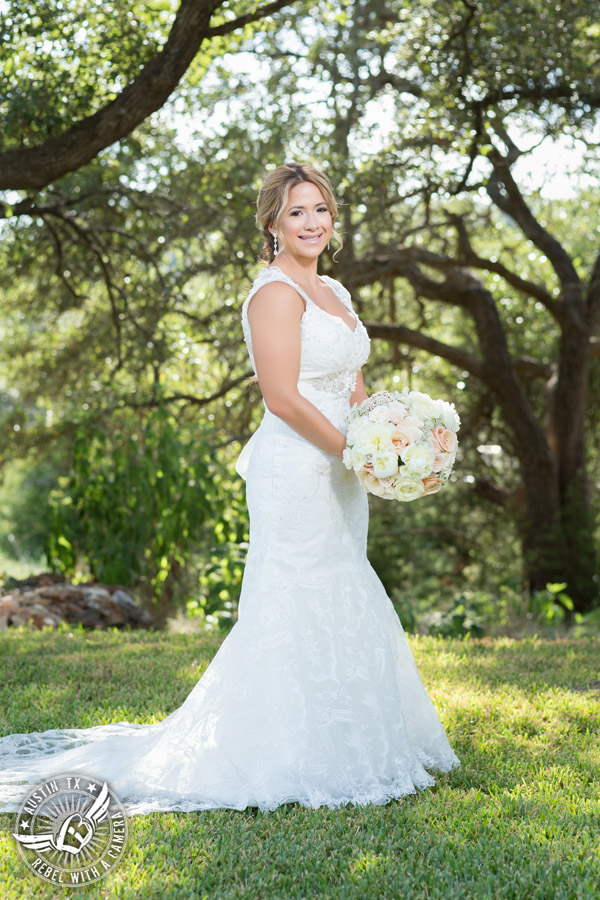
left=245, top=268, right=304, bottom=319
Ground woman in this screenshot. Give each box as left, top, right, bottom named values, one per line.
left=0, top=163, right=459, bottom=815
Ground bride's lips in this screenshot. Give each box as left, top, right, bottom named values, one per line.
left=299, top=234, right=324, bottom=243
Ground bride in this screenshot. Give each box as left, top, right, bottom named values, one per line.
left=0, top=162, right=459, bottom=815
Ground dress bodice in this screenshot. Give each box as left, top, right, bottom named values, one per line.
left=241, top=266, right=371, bottom=399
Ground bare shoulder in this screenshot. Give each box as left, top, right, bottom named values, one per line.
left=247, top=279, right=305, bottom=324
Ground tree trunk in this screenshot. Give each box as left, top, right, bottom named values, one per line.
left=543, top=305, right=598, bottom=611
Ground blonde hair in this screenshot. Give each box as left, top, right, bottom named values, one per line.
left=255, top=162, right=343, bottom=265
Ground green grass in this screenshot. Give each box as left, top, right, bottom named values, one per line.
left=0, top=627, right=598, bottom=900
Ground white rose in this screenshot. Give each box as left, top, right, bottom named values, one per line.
left=446, top=407, right=461, bottom=431
left=342, top=447, right=353, bottom=469
left=372, top=450, right=399, bottom=479
left=392, top=477, right=426, bottom=502
left=387, top=401, right=408, bottom=424
left=400, top=442, right=436, bottom=476
left=369, top=405, right=391, bottom=422
left=431, top=399, right=459, bottom=431
left=408, top=392, right=439, bottom=422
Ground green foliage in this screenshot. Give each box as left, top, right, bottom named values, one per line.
left=0, top=457, right=55, bottom=563
left=186, top=501, right=250, bottom=632
left=46, top=404, right=223, bottom=616
left=413, top=580, right=600, bottom=640
left=0, top=0, right=175, bottom=150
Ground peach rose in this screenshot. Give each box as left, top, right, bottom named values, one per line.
left=431, top=425, right=457, bottom=454
left=422, top=475, right=443, bottom=494
left=391, top=423, right=422, bottom=453
left=358, top=468, right=385, bottom=496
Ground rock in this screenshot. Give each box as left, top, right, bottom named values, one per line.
left=0, top=596, right=19, bottom=631
left=38, top=586, right=86, bottom=602
left=112, top=589, right=138, bottom=612
left=0, top=574, right=153, bottom=631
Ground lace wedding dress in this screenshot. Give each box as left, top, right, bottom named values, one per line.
left=0, top=266, right=459, bottom=815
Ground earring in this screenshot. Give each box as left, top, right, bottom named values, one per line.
left=328, top=240, right=330, bottom=250
left=273, top=234, right=278, bottom=255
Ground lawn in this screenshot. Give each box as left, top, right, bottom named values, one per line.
left=0, top=627, right=598, bottom=899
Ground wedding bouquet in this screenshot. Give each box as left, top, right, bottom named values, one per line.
left=342, top=389, right=460, bottom=501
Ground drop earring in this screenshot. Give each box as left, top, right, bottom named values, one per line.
left=273, top=233, right=278, bottom=255
left=328, top=239, right=331, bottom=250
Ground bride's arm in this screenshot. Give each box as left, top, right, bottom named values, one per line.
left=248, top=282, right=348, bottom=459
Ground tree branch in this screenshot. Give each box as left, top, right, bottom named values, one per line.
left=206, top=0, right=295, bottom=36
left=364, top=320, right=551, bottom=382
left=446, top=211, right=563, bottom=324
left=0, top=0, right=294, bottom=191
left=513, top=357, right=553, bottom=380
left=347, top=247, right=488, bottom=310
left=473, top=476, right=526, bottom=509
left=477, top=83, right=600, bottom=113
left=587, top=245, right=600, bottom=328
left=348, top=249, right=554, bottom=469
left=486, top=147, right=580, bottom=292
left=362, top=319, right=491, bottom=382
left=109, top=373, right=252, bottom=410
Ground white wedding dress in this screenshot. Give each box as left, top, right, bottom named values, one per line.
left=0, top=266, right=459, bottom=815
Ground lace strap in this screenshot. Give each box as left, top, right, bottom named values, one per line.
left=244, top=267, right=314, bottom=315
left=319, top=275, right=354, bottom=311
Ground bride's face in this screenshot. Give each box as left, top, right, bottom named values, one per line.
left=271, top=181, right=333, bottom=261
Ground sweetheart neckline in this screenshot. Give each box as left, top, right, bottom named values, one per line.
left=264, top=266, right=359, bottom=334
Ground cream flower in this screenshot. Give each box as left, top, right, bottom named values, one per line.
left=355, top=421, right=396, bottom=454
left=408, top=391, right=440, bottom=421
left=351, top=445, right=371, bottom=471
left=400, top=442, right=436, bottom=476
left=437, top=400, right=461, bottom=431
left=372, top=450, right=399, bottom=479
left=392, top=477, right=426, bottom=502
